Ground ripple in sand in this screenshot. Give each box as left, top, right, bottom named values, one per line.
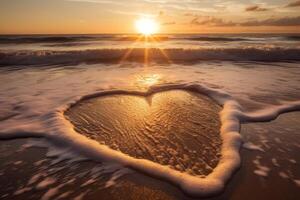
left=65, top=90, right=222, bottom=176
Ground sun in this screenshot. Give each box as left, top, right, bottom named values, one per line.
left=135, top=18, right=159, bottom=36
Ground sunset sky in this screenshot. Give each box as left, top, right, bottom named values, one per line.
left=1, top=0, right=300, bottom=34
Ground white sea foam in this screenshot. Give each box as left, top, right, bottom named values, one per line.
left=279, top=172, right=289, bottom=179
left=243, top=142, right=264, bottom=152
left=253, top=157, right=271, bottom=177
left=294, top=179, right=300, bottom=187
left=36, top=177, right=57, bottom=189
left=0, top=83, right=300, bottom=197
left=272, top=158, right=280, bottom=167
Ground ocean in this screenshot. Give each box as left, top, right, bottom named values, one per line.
left=0, top=34, right=300, bottom=199
left=0, top=34, right=300, bottom=65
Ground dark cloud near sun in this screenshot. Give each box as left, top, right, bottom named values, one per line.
left=245, top=5, right=269, bottom=12
left=286, top=0, right=300, bottom=7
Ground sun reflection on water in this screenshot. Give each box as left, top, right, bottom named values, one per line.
left=135, top=74, right=161, bottom=88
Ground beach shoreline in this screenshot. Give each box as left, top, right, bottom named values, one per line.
left=0, top=112, right=299, bottom=199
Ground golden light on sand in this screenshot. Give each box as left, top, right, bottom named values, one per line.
left=135, top=18, right=159, bottom=36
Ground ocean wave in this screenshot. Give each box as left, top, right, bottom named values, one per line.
left=1, top=47, right=300, bottom=66
left=0, top=35, right=169, bottom=44
left=1, top=35, right=300, bottom=44
left=182, top=36, right=249, bottom=41
left=0, top=35, right=111, bottom=44
left=284, top=35, right=300, bottom=41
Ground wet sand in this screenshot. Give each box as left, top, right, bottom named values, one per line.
left=65, top=90, right=222, bottom=176
left=0, top=112, right=299, bottom=200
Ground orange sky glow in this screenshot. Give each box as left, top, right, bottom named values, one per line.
left=1, top=0, right=300, bottom=34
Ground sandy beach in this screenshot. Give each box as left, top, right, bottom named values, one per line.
left=2, top=0, right=300, bottom=198
left=0, top=111, right=299, bottom=200
left=0, top=33, right=300, bottom=199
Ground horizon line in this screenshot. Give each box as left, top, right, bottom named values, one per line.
left=1, top=32, right=300, bottom=36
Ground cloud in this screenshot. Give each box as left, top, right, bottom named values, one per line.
left=184, top=13, right=197, bottom=17
left=245, top=5, right=269, bottom=12
left=66, top=0, right=116, bottom=4
left=190, top=16, right=235, bottom=27
left=240, top=16, right=300, bottom=26
left=162, top=21, right=176, bottom=25
left=286, top=0, right=300, bottom=7
left=189, top=16, right=300, bottom=27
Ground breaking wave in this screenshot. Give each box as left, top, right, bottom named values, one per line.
left=1, top=47, right=300, bottom=66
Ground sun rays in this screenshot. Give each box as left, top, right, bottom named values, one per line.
left=119, top=35, right=172, bottom=67
left=119, top=17, right=172, bottom=67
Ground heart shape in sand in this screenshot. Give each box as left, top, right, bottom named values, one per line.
left=65, top=89, right=222, bottom=176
